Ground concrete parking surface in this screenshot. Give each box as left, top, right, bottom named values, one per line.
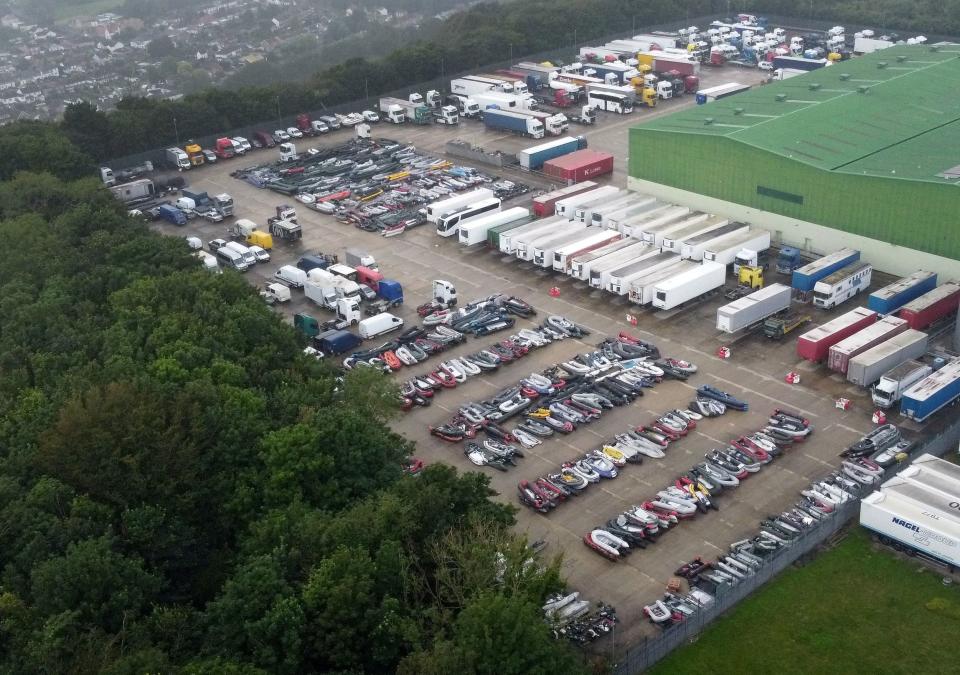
left=155, top=64, right=883, bottom=655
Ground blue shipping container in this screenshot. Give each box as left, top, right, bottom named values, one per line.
left=867, top=271, right=938, bottom=315
left=519, top=137, right=586, bottom=170
left=792, top=248, right=860, bottom=292
left=900, top=358, right=960, bottom=422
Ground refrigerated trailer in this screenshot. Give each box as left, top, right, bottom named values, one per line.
left=584, top=194, right=647, bottom=227
left=532, top=181, right=598, bottom=217
left=701, top=229, right=771, bottom=266
left=660, top=216, right=730, bottom=252
left=616, top=205, right=678, bottom=237
left=652, top=262, right=726, bottom=310
left=569, top=238, right=644, bottom=280
left=554, top=186, right=621, bottom=219
left=573, top=191, right=627, bottom=223
left=607, top=251, right=681, bottom=295
left=552, top=229, right=625, bottom=272
left=846, top=329, right=929, bottom=387
left=517, top=222, right=587, bottom=262
left=529, top=224, right=593, bottom=266
left=716, top=284, right=791, bottom=333
left=901, top=358, right=960, bottom=423
left=458, top=207, right=531, bottom=246
left=588, top=242, right=655, bottom=288
left=628, top=261, right=698, bottom=305
left=867, top=271, right=938, bottom=315
left=499, top=216, right=568, bottom=254
left=827, top=315, right=908, bottom=374
left=604, top=197, right=663, bottom=232
left=638, top=211, right=705, bottom=247
left=681, top=222, right=752, bottom=261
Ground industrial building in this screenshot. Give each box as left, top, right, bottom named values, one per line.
left=628, top=44, right=960, bottom=278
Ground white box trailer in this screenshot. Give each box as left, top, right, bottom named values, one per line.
left=570, top=238, right=645, bottom=280
left=660, top=216, right=730, bottom=252
left=638, top=210, right=703, bottom=246
left=553, top=229, right=625, bottom=273
left=554, top=186, right=621, bottom=219
left=584, top=195, right=648, bottom=227
left=716, top=283, right=792, bottom=333
left=529, top=224, right=592, bottom=266
left=499, top=216, right=566, bottom=254
left=681, top=222, right=751, bottom=260
left=702, top=229, right=771, bottom=266
left=515, top=221, right=585, bottom=261
left=573, top=190, right=624, bottom=223
left=587, top=242, right=656, bottom=288
left=652, top=261, right=726, bottom=310
left=426, top=188, right=495, bottom=224
left=458, top=207, right=531, bottom=246
left=616, top=204, right=678, bottom=237
left=605, top=198, right=664, bottom=232
left=607, top=251, right=681, bottom=295
left=628, top=260, right=698, bottom=305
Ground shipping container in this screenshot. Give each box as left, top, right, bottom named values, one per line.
left=791, top=248, right=861, bottom=293
left=605, top=250, right=679, bottom=294
left=661, top=216, right=733, bottom=252
left=458, top=207, right=531, bottom=246
left=552, top=229, right=625, bottom=272
left=827, top=316, right=908, bottom=374
left=532, top=181, right=598, bottom=217
left=898, top=282, right=960, bottom=330
left=519, top=136, right=587, bottom=170
left=569, top=237, right=644, bottom=280
left=652, top=261, right=726, bottom=310
left=796, top=306, right=877, bottom=362
left=701, top=229, right=771, bottom=266
left=553, top=186, right=621, bottom=219
left=639, top=211, right=707, bottom=247
left=627, top=261, right=698, bottom=305
left=847, top=330, right=929, bottom=387
left=901, top=358, right=960, bottom=423
left=543, top=149, right=615, bottom=182
left=867, top=271, right=938, bottom=315
left=499, top=216, right=567, bottom=254
left=679, top=222, right=752, bottom=260
left=716, top=284, right=791, bottom=333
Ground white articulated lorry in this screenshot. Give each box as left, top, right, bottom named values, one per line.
left=651, top=261, right=726, bottom=310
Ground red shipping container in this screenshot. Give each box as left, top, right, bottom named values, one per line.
left=898, top=282, right=960, bottom=330
left=532, top=181, right=598, bottom=217
left=796, top=307, right=877, bottom=362
left=543, top=149, right=614, bottom=183
left=826, top=315, right=908, bottom=374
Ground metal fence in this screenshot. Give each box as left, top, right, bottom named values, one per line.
left=611, top=413, right=960, bottom=674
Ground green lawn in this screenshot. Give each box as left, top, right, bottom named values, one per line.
left=651, top=529, right=960, bottom=675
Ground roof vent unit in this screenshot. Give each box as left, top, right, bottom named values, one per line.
left=896, top=55, right=908, bottom=62
left=857, top=85, right=870, bottom=94
left=775, top=93, right=787, bottom=102
left=876, top=61, right=888, bottom=69
left=808, top=83, right=821, bottom=91
left=930, top=45, right=939, bottom=52
left=704, top=117, right=714, bottom=125
left=733, top=107, right=744, bottom=115
left=839, top=73, right=851, bottom=80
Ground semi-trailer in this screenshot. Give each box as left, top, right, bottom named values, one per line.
left=847, top=330, right=929, bottom=387
left=616, top=205, right=679, bottom=237
left=898, top=282, right=960, bottom=330
left=516, top=222, right=586, bottom=261
left=518, top=136, right=588, bottom=170
left=628, top=261, right=699, bottom=305
left=569, top=238, right=644, bottom=280
left=771, top=55, right=830, bottom=71
left=603, top=197, right=663, bottom=232
left=543, top=149, right=614, bottom=182
left=827, top=315, right=908, bottom=374
left=651, top=261, right=726, bottom=310
left=604, top=250, right=678, bottom=294
left=716, top=283, right=791, bottom=333
left=701, top=229, right=771, bottom=266
left=680, top=222, right=752, bottom=261
left=791, top=247, right=860, bottom=297
left=554, top=186, right=621, bottom=219
left=498, top=216, right=567, bottom=254
left=458, top=207, right=531, bottom=246
left=796, top=307, right=877, bottom=362
left=901, top=358, right=960, bottom=423
left=573, top=191, right=628, bottom=223
left=640, top=212, right=708, bottom=247
left=867, top=271, right=938, bottom=315
left=872, top=360, right=935, bottom=409
left=660, top=216, right=733, bottom=252
left=529, top=225, right=595, bottom=267
left=482, top=109, right=544, bottom=138
left=552, top=228, right=625, bottom=272
left=583, top=194, right=644, bottom=226
left=695, top=82, right=751, bottom=104
left=487, top=218, right=532, bottom=250
left=812, top=261, right=873, bottom=309
left=532, top=181, right=598, bottom=217
left=585, top=242, right=653, bottom=287
left=425, top=188, right=495, bottom=224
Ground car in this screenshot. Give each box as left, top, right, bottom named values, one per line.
left=758, top=61, right=773, bottom=71
left=312, top=120, right=329, bottom=134
left=273, top=129, right=290, bottom=143
left=361, top=110, right=380, bottom=123
left=286, top=126, right=303, bottom=139
left=208, top=238, right=228, bottom=252
left=357, top=283, right=378, bottom=301
left=202, top=149, right=217, bottom=163
left=249, top=245, right=271, bottom=263
left=202, top=209, right=224, bottom=223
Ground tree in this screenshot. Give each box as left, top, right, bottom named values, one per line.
left=61, top=101, right=112, bottom=162
left=148, top=35, right=177, bottom=58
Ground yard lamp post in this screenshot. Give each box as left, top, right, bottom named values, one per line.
left=276, top=96, right=282, bottom=126
left=172, top=116, right=179, bottom=144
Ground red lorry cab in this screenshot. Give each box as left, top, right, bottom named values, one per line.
left=356, top=265, right=384, bottom=290
left=214, top=137, right=235, bottom=159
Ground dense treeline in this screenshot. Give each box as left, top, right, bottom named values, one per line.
left=0, top=133, right=581, bottom=671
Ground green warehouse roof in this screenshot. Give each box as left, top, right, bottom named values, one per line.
left=635, top=44, right=960, bottom=184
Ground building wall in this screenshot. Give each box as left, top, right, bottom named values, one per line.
left=628, top=176, right=960, bottom=281
left=628, top=130, right=960, bottom=262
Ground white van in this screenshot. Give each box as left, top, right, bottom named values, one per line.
left=358, top=312, right=404, bottom=339
left=224, top=242, right=257, bottom=268
left=194, top=250, right=220, bottom=273
left=215, top=247, right=250, bottom=272
left=275, top=265, right=308, bottom=288
left=233, top=136, right=252, bottom=153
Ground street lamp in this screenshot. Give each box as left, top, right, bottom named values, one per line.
left=509, top=43, right=513, bottom=65
left=172, top=116, right=179, bottom=144
left=276, top=96, right=281, bottom=126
